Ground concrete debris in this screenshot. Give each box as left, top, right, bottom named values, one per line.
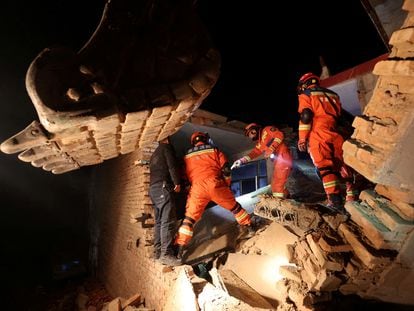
left=254, top=196, right=322, bottom=233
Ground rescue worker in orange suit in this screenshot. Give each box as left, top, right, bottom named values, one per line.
left=231, top=123, right=293, bottom=199
left=296, top=72, right=358, bottom=212
left=175, top=132, right=252, bottom=253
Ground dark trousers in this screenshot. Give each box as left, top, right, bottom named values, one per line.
left=149, top=182, right=177, bottom=257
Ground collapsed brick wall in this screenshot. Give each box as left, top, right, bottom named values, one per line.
left=341, top=0, right=414, bottom=304
left=90, top=148, right=179, bottom=310
left=87, top=1, right=414, bottom=308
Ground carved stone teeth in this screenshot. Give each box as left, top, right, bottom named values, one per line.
left=79, top=65, right=94, bottom=76
left=66, top=88, right=81, bottom=101
left=91, top=82, right=104, bottom=94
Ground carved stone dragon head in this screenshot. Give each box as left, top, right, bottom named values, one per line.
left=1, top=0, right=220, bottom=174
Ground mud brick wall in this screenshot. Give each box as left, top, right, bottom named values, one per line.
left=90, top=148, right=178, bottom=310
left=343, top=1, right=414, bottom=191
left=340, top=0, right=414, bottom=304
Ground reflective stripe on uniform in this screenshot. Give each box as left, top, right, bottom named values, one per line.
left=299, top=124, right=311, bottom=131
left=234, top=210, right=251, bottom=225
left=323, top=180, right=339, bottom=190
left=347, top=190, right=358, bottom=196
left=273, top=192, right=285, bottom=198
left=185, top=148, right=215, bottom=159
left=178, top=227, right=193, bottom=237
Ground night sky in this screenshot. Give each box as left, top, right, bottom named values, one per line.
left=0, top=0, right=387, bottom=305
left=197, top=0, right=388, bottom=126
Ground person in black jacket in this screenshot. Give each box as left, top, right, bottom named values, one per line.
left=149, top=137, right=182, bottom=266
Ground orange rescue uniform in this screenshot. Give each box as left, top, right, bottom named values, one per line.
left=298, top=88, right=357, bottom=199
left=175, top=143, right=251, bottom=246
left=241, top=126, right=292, bottom=198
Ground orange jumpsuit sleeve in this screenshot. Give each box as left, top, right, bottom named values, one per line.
left=246, top=146, right=262, bottom=161
left=298, top=93, right=312, bottom=141
left=265, top=126, right=284, bottom=155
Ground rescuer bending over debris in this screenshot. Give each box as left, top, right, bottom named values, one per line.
left=231, top=123, right=293, bottom=199
left=175, top=132, right=252, bottom=258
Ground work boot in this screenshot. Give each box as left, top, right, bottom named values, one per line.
left=238, top=224, right=256, bottom=239
left=326, top=194, right=347, bottom=215
left=159, top=254, right=182, bottom=266
left=176, top=245, right=185, bottom=261
left=346, top=194, right=358, bottom=202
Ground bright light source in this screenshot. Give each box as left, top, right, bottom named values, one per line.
left=261, top=255, right=295, bottom=284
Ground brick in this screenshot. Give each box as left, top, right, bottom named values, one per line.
left=108, top=298, right=121, bottom=311
left=294, top=241, right=309, bottom=262
left=314, top=270, right=342, bottom=292
left=389, top=27, right=414, bottom=49
left=356, top=147, right=383, bottom=166
left=345, top=200, right=403, bottom=250
left=279, top=265, right=302, bottom=283
left=403, top=0, right=414, bottom=11
left=374, top=59, right=414, bottom=77
left=344, top=261, right=359, bottom=277
left=352, top=116, right=373, bottom=132
left=376, top=76, right=414, bottom=95
left=318, top=235, right=352, bottom=253
left=391, top=200, right=414, bottom=221
left=306, top=234, right=343, bottom=271
left=338, top=223, right=392, bottom=269
left=402, top=12, right=414, bottom=28
left=367, top=196, right=414, bottom=234
left=302, top=257, right=319, bottom=290
left=220, top=269, right=274, bottom=309
left=375, top=184, right=414, bottom=205
left=354, top=131, right=394, bottom=153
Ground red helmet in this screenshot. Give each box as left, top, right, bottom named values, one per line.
left=297, top=72, right=320, bottom=93
left=191, top=131, right=210, bottom=146
left=244, top=123, right=261, bottom=141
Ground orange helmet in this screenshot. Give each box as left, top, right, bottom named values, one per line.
left=297, top=72, right=320, bottom=93
left=191, top=131, right=210, bottom=146
left=244, top=123, right=261, bottom=141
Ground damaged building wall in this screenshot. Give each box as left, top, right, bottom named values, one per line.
left=88, top=0, right=414, bottom=309
left=90, top=146, right=182, bottom=311
left=269, top=1, right=414, bottom=306
left=89, top=110, right=255, bottom=310
left=340, top=0, right=414, bottom=304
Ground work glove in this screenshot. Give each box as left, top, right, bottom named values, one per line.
left=231, top=159, right=242, bottom=170
left=297, top=139, right=308, bottom=152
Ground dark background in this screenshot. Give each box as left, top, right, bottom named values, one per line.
left=197, top=0, right=388, bottom=126
left=0, top=0, right=387, bottom=306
